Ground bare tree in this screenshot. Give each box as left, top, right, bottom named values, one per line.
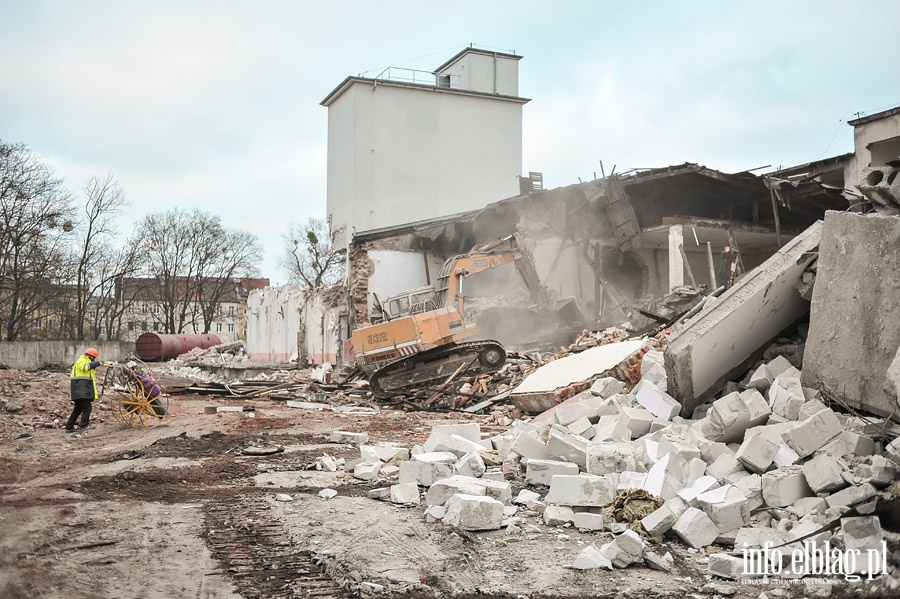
left=133, top=208, right=261, bottom=334
left=281, top=217, right=344, bottom=288
left=69, top=174, right=131, bottom=340
left=0, top=141, right=73, bottom=340
left=86, top=243, right=142, bottom=340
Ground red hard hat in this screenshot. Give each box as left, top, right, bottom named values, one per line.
left=85, top=348, right=99, bottom=359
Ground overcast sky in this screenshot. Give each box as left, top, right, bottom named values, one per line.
left=3, top=1, right=899, bottom=285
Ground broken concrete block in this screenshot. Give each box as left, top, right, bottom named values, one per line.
left=600, top=529, right=645, bottom=568
left=732, top=474, right=763, bottom=511
left=677, top=475, right=719, bottom=505
left=618, top=406, right=655, bottom=439
left=801, top=454, right=848, bottom=494
left=853, top=455, right=898, bottom=487
left=543, top=504, right=576, bottom=526
left=699, top=486, right=750, bottom=533
left=514, top=489, right=541, bottom=505
left=617, top=471, right=647, bottom=492
left=641, top=503, right=678, bottom=537
left=841, top=516, right=884, bottom=553
left=554, top=395, right=605, bottom=426
left=586, top=442, right=636, bottom=476
left=734, top=527, right=762, bottom=549
left=545, top=426, right=588, bottom=468
left=767, top=355, right=796, bottom=379
left=644, top=550, right=674, bottom=572
left=644, top=451, right=687, bottom=500
left=545, top=474, right=616, bottom=507
left=773, top=443, right=800, bottom=468
left=672, top=507, right=719, bottom=549
left=454, top=451, right=486, bottom=479
left=886, top=436, right=900, bottom=467
left=788, top=496, right=828, bottom=518
left=399, top=453, right=455, bottom=487
left=592, top=416, right=632, bottom=443
left=591, top=376, right=626, bottom=398
left=797, top=398, right=828, bottom=421
left=425, top=475, right=487, bottom=506
left=572, top=511, right=606, bottom=531
left=443, top=494, right=503, bottom=531
left=706, top=454, right=744, bottom=482
left=684, top=457, right=709, bottom=487
left=329, top=430, right=369, bottom=444
left=490, top=433, right=516, bottom=458
left=473, top=478, right=510, bottom=504
left=707, top=390, right=771, bottom=443
left=423, top=422, right=481, bottom=452
left=390, top=482, right=420, bottom=505
left=572, top=544, right=613, bottom=570
left=768, top=375, right=806, bottom=421
left=634, top=379, right=681, bottom=421
left=434, top=434, right=485, bottom=457
left=735, top=429, right=778, bottom=473
left=510, top=430, right=551, bottom=460
left=641, top=363, right=669, bottom=391
left=367, top=487, right=391, bottom=500
left=567, top=416, right=596, bottom=440
left=657, top=434, right=702, bottom=463
left=782, top=408, right=841, bottom=458
left=353, top=461, right=383, bottom=481
left=316, top=454, right=340, bottom=472
left=825, top=483, right=877, bottom=509
left=360, top=443, right=409, bottom=463
left=709, top=553, right=745, bottom=580
left=803, top=211, right=900, bottom=418
left=379, top=464, right=400, bottom=477
left=761, top=466, right=812, bottom=507
left=666, top=223, right=822, bottom=415
left=746, top=363, right=773, bottom=391
left=525, top=459, right=580, bottom=486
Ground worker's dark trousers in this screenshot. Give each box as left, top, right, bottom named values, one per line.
left=66, top=399, right=93, bottom=429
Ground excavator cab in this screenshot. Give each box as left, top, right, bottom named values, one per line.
left=383, top=286, right=439, bottom=320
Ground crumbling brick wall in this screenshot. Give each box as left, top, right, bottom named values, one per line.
left=348, top=242, right=373, bottom=328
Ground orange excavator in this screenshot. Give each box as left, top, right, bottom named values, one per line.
left=351, top=232, right=550, bottom=397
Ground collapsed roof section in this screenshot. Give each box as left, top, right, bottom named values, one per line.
left=348, top=161, right=851, bottom=332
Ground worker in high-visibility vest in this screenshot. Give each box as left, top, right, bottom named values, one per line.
left=66, top=348, right=101, bottom=431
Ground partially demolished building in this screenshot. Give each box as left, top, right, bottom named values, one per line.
left=248, top=45, right=900, bottom=423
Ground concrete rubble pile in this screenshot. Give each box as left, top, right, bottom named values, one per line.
left=323, top=214, right=900, bottom=590
left=330, top=349, right=900, bottom=585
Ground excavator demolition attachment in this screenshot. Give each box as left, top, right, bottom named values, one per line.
left=351, top=232, right=562, bottom=398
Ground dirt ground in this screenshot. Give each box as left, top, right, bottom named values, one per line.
left=0, top=368, right=895, bottom=599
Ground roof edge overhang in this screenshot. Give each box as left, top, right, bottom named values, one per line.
left=321, top=76, right=530, bottom=107
left=848, top=105, right=900, bottom=127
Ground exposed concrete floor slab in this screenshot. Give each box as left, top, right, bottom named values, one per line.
left=665, top=221, right=822, bottom=415
left=512, top=339, right=646, bottom=395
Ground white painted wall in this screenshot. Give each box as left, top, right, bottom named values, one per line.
left=302, top=296, right=344, bottom=364
left=326, top=82, right=524, bottom=241
left=437, top=51, right=520, bottom=96
left=366, top=249, right=445, bottom=315
left=246, top=285, right=304, bottom=362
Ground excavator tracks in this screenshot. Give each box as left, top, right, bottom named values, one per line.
left=370, top=340, right=506, bottom=397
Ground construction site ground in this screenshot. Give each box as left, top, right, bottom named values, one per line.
left=0, top=368, right=881, bottom=599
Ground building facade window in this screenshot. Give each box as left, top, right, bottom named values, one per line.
left=228, top=306, right=236, bottom=316
left=216, top=323, right=222, bottom=333
left=228, top=323, right=234, bottom=333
